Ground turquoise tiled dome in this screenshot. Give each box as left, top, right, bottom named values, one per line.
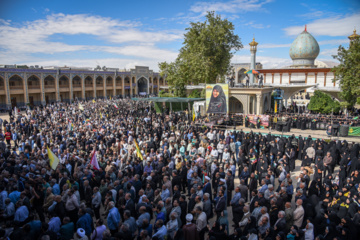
left=289, top=28, right=320, bottom=67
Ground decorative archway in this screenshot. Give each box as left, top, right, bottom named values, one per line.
left=8, top=75, right=25, bottom=107
left=72, top=76, right=81, bottom=88
left=44, top=75, right=56, bottom=104
left=137, top=77, right=148, bottom=95
left=27, top=75, right=41, bottom=106
left=27, top=75, right=40, bottom=89
left=229, top=96, right=243, bottom=113
left=237, top=68, right=247, bottom=84
left=0, top=77, right=6, bottom=107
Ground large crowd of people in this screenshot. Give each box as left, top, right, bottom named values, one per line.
left=0, top=98, right=359, bottom=240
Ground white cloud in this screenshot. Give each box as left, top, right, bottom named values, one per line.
left=0, top=13, right=182, bottom=68
left=319, top=48, right=338, bottom=57
left=190, top=0, right=272, bottom=14
left=232, top=54, right=292, bottom=69
left=99, top=45, right=178, bottom=61
left=244, top=21, right=270, bottom=29
left=17, top=58, right=165, bottom=72
left=284, top=13, right=360, bottom=37
left=318, top=39, right=349, bottom=46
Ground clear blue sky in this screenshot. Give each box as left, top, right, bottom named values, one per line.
left=0, top=0, right=359, bottom=70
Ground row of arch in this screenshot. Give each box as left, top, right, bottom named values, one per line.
left=0, top=74, right=164, bottom=107
left=0, top=74, right=164, bottom=90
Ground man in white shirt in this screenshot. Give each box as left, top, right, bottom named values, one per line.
left=196, top=206, right=207, bottom=240
left=210, top=147, right=218, bottom=161
left=217, top=140, right=225, bottom=162
left=206, top=130, right=214, bottom=143
left=222, top=148, right=230, bottom=163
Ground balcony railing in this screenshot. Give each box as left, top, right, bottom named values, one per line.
left=59, top=85, right=69, bottom=88
left=85, top=84, right=93, bottom=87
left=9, top=85, right=24, bottom=89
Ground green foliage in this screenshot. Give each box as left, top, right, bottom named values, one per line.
left=159, top=11, right=242, bottom=96
left=188, top=89, right=201, bottom=98
left=159, top=90, right=174, bottom=98
left=308, top=90, right=341, bottom=114
left=332, top=38, right=360, bottom=108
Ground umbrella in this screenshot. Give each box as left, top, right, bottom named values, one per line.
left=245, top=69, right=259, bottom=74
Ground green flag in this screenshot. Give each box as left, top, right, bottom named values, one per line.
left=348, top=127, right=360, bottom=136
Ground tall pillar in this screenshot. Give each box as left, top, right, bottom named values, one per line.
left=272, top=73, right=274, bottom=84
left=69, top=74, right=73, bottom=102
left=130, top=76, right=133, bottom=98
left=121, top=77, right=125, bottom=98
left=113, top=75, right=116, bottom=97
left=315, top=73, right=318, bottom=84
left=157, top=79, right=160, bottom=93
left=24, top=73, right=29, bottom=104
left=249, top=37, right=258, bottom=85
left=280, top=73, right=283, bottom=84
left=93, top=74, right=97, bottom=98
left=40, top=73, right=46, bottom=105
left=264, top=74, right=266, bottom=84
left=324, top=73, right=327, bottom=87
left=55, top=71, right=60, bottom=101
left=305, top=73, right=308, bottom=84
left=147, top=78, right=150, bottom=95
left=81, top=74, right=85, bottom=100
left=289, top=73, right=291, bottom=84
left=5, top=73, right=11, bottom=108
left=256, top=94, right=262, bottom=114
left=103, top=75, right=106, bottom=98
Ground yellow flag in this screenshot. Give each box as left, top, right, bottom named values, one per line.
left=78, top=103, right=84, bottom=111
left=47, top=147, right=60, bottom=170
left=274, top=101, right=277, bottom=113
left=100, top=113, right=103, bottom=118
left=92, top=99, right=96, bottom=103
left=134, top=139, right=143, bottom=160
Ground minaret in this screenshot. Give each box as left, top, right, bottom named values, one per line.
left=348, top=28, right=359, bottom=46
left=249, top=37, right=258, bottom=85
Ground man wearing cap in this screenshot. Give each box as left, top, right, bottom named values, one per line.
left=182, top=213, right=199, bottom=240
left=75, top=227, right=88, bottom=240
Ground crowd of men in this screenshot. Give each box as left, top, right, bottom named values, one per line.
left=0, top=98, right=359, bottom=240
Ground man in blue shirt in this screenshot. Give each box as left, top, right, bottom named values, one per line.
left=155, top=205, right=165, bottom=222
left=14, top=200, right=29, bottom=224
left=136, top=206, right=150, bottom=229
left=8, top=186, right=21, bottom=204
left=235, top=139, right=241, bottom=161
left=186, top=165, right=193, bottom=196
left=160, top=185, right=170, bottom=202
left=231, top=187, right=241, bottom=208
left=152, top=219, right=167, bottom=240
left=48, top=212, right=61, bottom=236
left=107, top=201, right=121, bottom=235
left=76, top=208, right=93, bottom=238
left=50, top=179, right=61, bottom=195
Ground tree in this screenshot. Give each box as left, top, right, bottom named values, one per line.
left=159, top=11, right=242, bottom=96
left=332, top=38, right=360, bottom=108
left=308, top=90, right=341, bottom=114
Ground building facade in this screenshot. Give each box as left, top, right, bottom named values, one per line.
left=0, top=66, right=166, bottom=108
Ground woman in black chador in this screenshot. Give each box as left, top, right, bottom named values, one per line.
left=207, top=85, right=227, bottom=113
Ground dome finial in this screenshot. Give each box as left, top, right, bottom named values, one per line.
left=305, top=25, right=307, bottom=32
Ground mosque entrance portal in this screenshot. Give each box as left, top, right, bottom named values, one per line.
left=138, top=77, right=148, bottom=95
